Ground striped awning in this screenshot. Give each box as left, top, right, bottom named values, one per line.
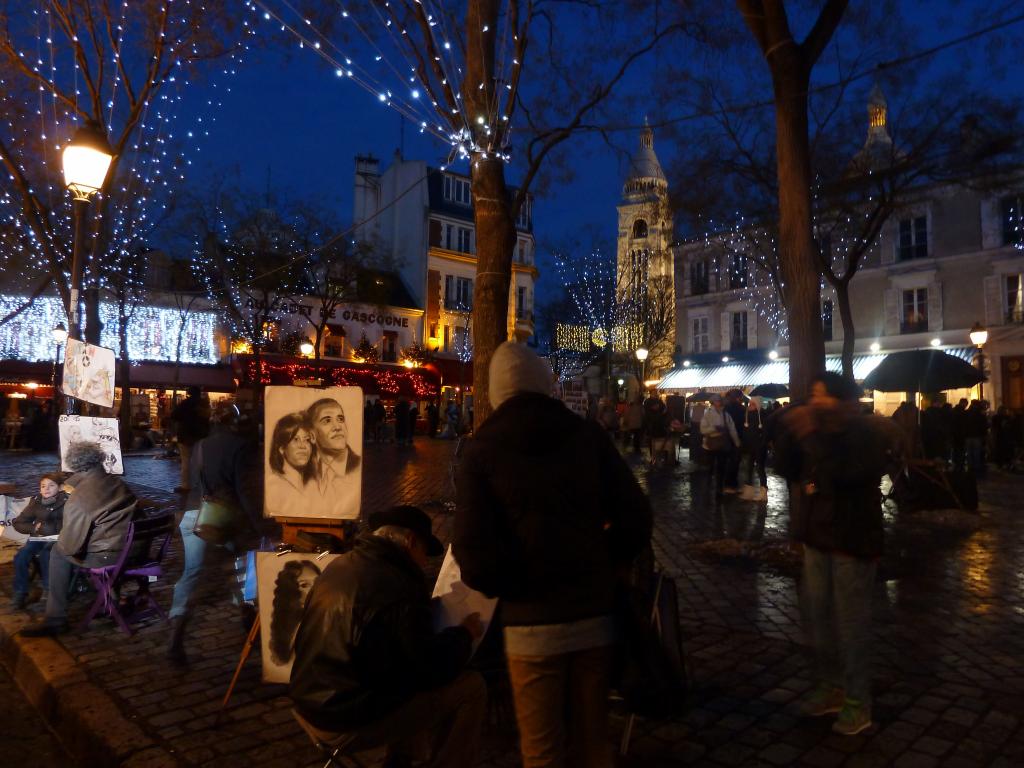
left=658, top=347, right=974, bottom=392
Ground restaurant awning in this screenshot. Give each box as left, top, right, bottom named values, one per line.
left=658, top=347, right=975, bottom=392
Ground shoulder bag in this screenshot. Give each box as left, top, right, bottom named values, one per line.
left=192, top=442, right=242, bottom=546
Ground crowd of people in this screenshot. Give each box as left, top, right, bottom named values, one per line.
left=7, top=354, right=1008, bottom=764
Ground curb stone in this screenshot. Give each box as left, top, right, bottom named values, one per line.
left=0, top=606, right=181, bottom=767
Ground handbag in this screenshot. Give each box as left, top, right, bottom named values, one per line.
left=613, top=573, right=688, bottom=719
left=704, top=432, right=730, bottom=452
left=192, top=442, right=243, bottom=545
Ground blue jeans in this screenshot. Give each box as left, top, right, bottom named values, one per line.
left=13, top=540, right=53, bottom=595
left=169, top=509, right=242, bottom=618
left=800, top=545, right=877, bottom=706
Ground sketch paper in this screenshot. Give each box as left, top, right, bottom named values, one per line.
left=431, top=545, right=497, bottom=653
left=59, top=415, right=124, bottom=475
left=62, top=338, right=116, bottom=408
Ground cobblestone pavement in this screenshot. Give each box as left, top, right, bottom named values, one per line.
left=1, top=438, right=1023, bottom=767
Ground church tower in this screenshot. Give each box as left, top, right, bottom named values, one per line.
left=616, top=122, right=675, bottom=371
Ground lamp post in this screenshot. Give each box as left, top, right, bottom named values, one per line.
left=51, top=323, right=68, bottom=409
left=970, top=321, right=989, bottom=400
left=62, top=121, right=114, bottom=345
left=635, top=346, right=649, bottom=386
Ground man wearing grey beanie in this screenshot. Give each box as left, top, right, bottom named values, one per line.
left=455, top=341, right=652, bottom=767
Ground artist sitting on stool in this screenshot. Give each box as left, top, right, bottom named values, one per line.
left=289, top=505, right=485, bottom=768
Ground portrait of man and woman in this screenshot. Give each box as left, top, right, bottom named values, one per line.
left=264, top=386, right=363, bottom=520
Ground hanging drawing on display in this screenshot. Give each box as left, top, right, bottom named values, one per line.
left=58, top=416, right=123, bottom=475
left=264, top=386, right=363, bottom=520
left=62, top=338, right=116, bottom=408
left=256, top=551, right=338, bottom=683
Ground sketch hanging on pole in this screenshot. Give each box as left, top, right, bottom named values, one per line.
left=61, top=338, right=116, bottom=408
left=58, top=415, right=123, bottom=475
left=264, top=386, right=364, bottom=520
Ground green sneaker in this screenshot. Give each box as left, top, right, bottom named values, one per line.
left=832, top=698, right=872, bottom=735
left=801, top=684, right=845, bottom=716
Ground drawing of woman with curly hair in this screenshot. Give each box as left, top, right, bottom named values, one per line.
left=269, top=559, right=321, bottom=666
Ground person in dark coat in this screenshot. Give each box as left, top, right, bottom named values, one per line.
left=965, top=400, right=988, bottom=477
left=921, top=398, right=952, bottom=461
left=774, top=373, right=905, bottom=737
left=991, top=405, right=1014, bottom=469
left=166, top=404, right=264, bottom=665
left=406, top=402, right=419, bottom=446
left=724, top=390, right=747, bottom=489
left=290, top=505, right=485, bottom=768
left=394, top=397, right=410, bottom=445
left=372, top=399, right=387, bottom=442
left=363, top=400, right=376, bottom=443
left=9, top=473, right=67, bottom=608
left=170, top=386, right=210, bottom=492
left=426, top=401, right=440, bottom=438
left=20, top=444, right=138, bottom=636
left=951, top=398, right=969, bottom=469
left=454, top=342, right=652, bottom=767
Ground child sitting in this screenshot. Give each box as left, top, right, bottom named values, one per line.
left=10, top=473, right=67, bottom=609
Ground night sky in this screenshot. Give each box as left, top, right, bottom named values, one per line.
left=188, top=4, right=1024, bottom=305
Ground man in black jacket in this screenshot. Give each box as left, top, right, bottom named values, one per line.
left=290, top=505, right=485, bottom=768
left=21, top=442, right=138, bottom=636
left=454, top=341, right=652, bottom=767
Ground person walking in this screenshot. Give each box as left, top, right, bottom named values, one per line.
left=426, top=400, right=440, bottom=438
left=454, top=342, right=653, bottom=768
left=622, top=397, right=644, bottom=452
left=775, top=373, right=904, bottom=736
left=363, top=399, right=376, bottom=444
left=170, top=386, right=210, bottom=493
left=740, top=397, right=768, bottom=500
left=723, top=390, right=747, bottom=489
left=701, top=394, right=740, bottom=495
left=166, top=405, right=263, bottom=665
left=643, top=392, right=671, bottom=465
left=965, top=399, right=988, bottom=478
left=393, top=398, right=410, bottom=446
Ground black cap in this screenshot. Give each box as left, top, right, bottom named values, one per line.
left=368, top=505, right=443, bottom=556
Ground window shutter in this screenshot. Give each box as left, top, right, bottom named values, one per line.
left=428, top=219, right=441, bottom=247
left=884, top=288, right=900, bottom=336
left=927, top=282, right=943, bottom=332
left=981, top=198, right=1001, bottom=250
left=747, top=310, right=758, bottom=349
left=720, top=312, right=731, bottom=351
left=984, top=275, right=1003, bottom=326
left=444, top=275, right=453, bottom=305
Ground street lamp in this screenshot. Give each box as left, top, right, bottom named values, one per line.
left=635, top=346, right=649, bottom=382
left=62, top=121, right=114, bottom=345
left=970, top=321, right=988, bottom=399
left=299, top=341, right=315, bottom=357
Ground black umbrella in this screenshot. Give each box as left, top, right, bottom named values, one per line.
left=749, top=383, right=789, bottom=398
left=686, top=390, right=717, bottom=403
left=862, top=349, right=984, bottom=393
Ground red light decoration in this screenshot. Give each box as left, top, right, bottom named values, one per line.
left=233, top=355, right=439, bottom=398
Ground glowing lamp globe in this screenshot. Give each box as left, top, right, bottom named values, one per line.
left=299, top=341, right=315, bottom=356
left=51, top=323, right=68, bottom=345
left=635, top=347, right=649, bottom=362
left=969, top=322, right=988, bottom=347
left=63, top=121, right=113, bottom=200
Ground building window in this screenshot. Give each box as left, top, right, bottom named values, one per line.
left=691, top=316, right=709, bottom=353
left=456, top=227, right=472, bottom=253
left=442, top=324, right=450, bottom=352
left=689, top=259, right=710, bottom=296
left=822, top=299, right=833, bottom=341
left=429, top=219, right=442, bottom=247
left=444, top=223, right=453, bottom=250
left=632, top=219, right=648, bottom=239
left=382, top=331, right=398, bottom=363
left=443, top=174, right=471, bottom=205
left=901, top=288, right=928, bottom=333
left=898, top=216, right=928, bottom=261
left=516, top=286, right=529, bottom=319
left=728, top=253, right=747, bottom=290
left=445, top=275, right=473, bottom=311
left=730, top=311, right=748, bottom=350
left=1001, top=195, right=1024, bottom=245
left=1006, top=274, right=1024, bottom=323
left=517, top=239, right=531, bottom=264
left=516, top=197, right=532, bottom=229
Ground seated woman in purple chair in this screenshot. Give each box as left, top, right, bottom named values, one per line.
left=10, top=472, right=67, bottom=609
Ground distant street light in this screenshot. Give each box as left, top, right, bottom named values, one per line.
left=62, top=121, right=113, bottom=350
left=768, top=349, right=779, bottom=360
left=635, top=346, right=649, bottom=382
left=299, top=341, right=315, bottom=357
left=970, top=321, right=988, bottom=399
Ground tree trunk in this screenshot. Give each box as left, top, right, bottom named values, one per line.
left=314, top=324, right=324, bottom=361
left=469, top=155, right=516, bottom=427
left=771, top=63, right=825, bottom=399
left=835, top=279, right=856, bottom=379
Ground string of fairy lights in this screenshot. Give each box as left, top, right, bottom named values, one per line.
left=0, top=1, right=253, bottom=351
left=244, top=0, right=520, bottom=168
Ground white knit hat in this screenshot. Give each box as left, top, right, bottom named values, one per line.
left=488, top=341, right=553, bottom=408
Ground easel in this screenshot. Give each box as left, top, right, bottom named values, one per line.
left=217, top=518, right=349, bottom=722
left=619, top=574, right=665, bottom=756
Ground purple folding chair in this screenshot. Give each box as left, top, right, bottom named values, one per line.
left=77, top=507, right=176, bottom=636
